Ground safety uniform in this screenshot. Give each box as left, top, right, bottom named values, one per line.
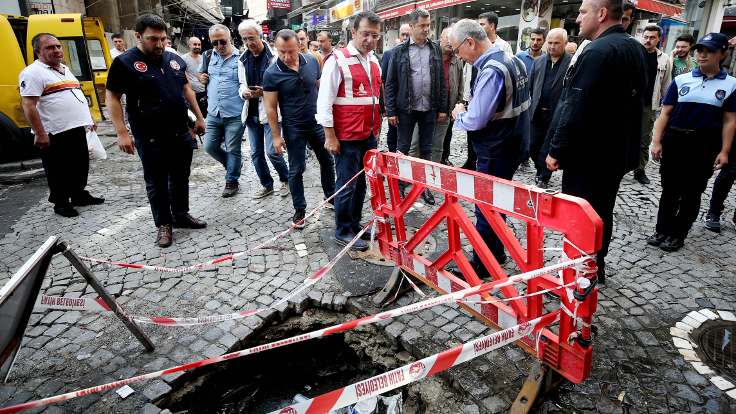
left=655, top=68, right=736, bottom=241
left=106, top=48, right=194, bottom=227
left=316, top=44, right=381, bottom=242
left=454, top=47, right=531, bottom=264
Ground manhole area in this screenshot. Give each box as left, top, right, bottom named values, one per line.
left=157, top=308, right=467, bottom=414
left=693, top=319, right=735, bottom=383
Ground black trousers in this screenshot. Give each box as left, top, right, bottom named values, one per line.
left=40, top=126, right=89, bottom=206
left=656, top=129, right=719, bottom=239
left=708, top=145, right=736, bottom=219
left=561, top=169, right=625, bottom=269
left=386, top=123, right=398, bottom=153
left=531, top=110, right=553, bottom=182
left=195, top=91, right=208, bottom=119
left=134, top=132, right=193, bottom=227
left=397, top=110, right=435, bottom=160
left=441, top=119, right=454, bottom=163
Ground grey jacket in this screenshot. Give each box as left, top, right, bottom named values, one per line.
left=445, top=53, right=464, bottom=110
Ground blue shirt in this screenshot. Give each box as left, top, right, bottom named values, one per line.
left=515, top=50, right=539, bottom=76
left=202, top=49, right=243, bottom=118
left=454, top=47, right=505, bottom=131
left=262, top=53, right=321, bottom=127
left=662, top=68, right=736, bottom=132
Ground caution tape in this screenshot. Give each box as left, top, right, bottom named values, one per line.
left=1, top=257, right=588, bottom=413
left=78, top=168, right=367, bottom=274
left=270, top=314, right=557, bottom=414
left=36, top=222, right=374, bottom=327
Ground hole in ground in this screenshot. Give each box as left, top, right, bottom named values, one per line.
left=157, top=307, right=468, bottom=413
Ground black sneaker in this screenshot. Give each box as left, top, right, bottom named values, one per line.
left=173, top=214, right=207, bottom=229
left=335, top=234, right=369, bottom=251
left=421, top=189, right=435, bottom=205
left=71, top=194, right=105, bottom=206
left=222, top=181, right=239, bottom=198
left=634, top=170, right=650, bottom=185
left=704, top=213, right=721, bottom=233
left=659, top=236, right=684, bottom=252
left=54, top=204, right=79, bottom=217
left=646, top=233, right=667, bottom=246
left=535, top=178, right=549, bottom=189
left=292, top=209, right=306, bottom=229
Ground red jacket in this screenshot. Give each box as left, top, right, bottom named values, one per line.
left=331, top=48, right=382, bottom=140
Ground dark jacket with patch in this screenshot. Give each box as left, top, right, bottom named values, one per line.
left=384, top=39, right=449, bottom=116
left=548, top=25, right=648, bottom=175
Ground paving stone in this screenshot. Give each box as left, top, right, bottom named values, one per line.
left=142, top=380, right=171, bottom=401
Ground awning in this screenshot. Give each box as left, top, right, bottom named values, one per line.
left=377, top=2, right=415, bottom=19
left=180, top=0, right=224, bottom=24
left=415, top=0, right=473, bottom=11
left=633, top=0, right=683, bottom=18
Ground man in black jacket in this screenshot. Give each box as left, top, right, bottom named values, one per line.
left=381, top=23, right=411, bottom=153
left=529, top=28, right=571, bottom=188
left=546, top=0, right=647, bottom=284
left=385, top=8, right=448, bottom=205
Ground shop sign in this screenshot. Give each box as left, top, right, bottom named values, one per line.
left=305, top=9, right=328, bottom=26
left=261, top=23, right=270, bottom=34
left=415, top=0, right=473, bottom=11
left=267, top=0, right=291, bottom=10
left=377, top=2, right=416, bottom=19
left=329, top=0, right=362, bottom=23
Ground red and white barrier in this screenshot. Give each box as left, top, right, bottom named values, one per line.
left=270, top=314, right=557, bottom=414
left=79, top=168, right=367, bottom=274
left=0, top=258, right=585, bottom=414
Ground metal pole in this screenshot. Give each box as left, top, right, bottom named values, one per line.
left=59, top=242, right=155, bottom=352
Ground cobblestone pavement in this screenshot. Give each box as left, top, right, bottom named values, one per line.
left=0, top=121, right=735, bottom=413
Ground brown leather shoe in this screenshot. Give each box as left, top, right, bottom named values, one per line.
left=156, top=224, right=173, bottom=247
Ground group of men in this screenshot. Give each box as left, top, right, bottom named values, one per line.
left=18, top=1, right=736, bottom=287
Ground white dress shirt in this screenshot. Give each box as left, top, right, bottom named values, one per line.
left=315, top=42, right=380, bottom=128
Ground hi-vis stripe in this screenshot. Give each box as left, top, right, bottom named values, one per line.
left=394, top=157, right=534, bottom=218
left=42, top=80, right=82, bottom=96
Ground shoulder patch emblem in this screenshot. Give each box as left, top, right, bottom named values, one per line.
left=133, top=61, right=148, bottom=72
left=170, top=60, right=181, bottom=70
left=715, top=89, right=726, bottom=100
left=678, top=86, right=690, bottom=96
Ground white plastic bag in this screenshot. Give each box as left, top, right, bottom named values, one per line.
left=87, top=129, right=107, bottom=160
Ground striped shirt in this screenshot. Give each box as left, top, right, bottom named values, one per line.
left=19, top=60, right=93, bottom=135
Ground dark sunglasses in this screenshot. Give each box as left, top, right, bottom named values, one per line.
left=212, top=39, right=228, bottom=46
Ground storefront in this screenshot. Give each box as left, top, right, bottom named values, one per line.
left=377, top=0, right=522, bottom=51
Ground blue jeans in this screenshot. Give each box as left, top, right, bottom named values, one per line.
left=282, top=122, right=335, bottom=211
left=246, top=116, right=289, bottom=189
left=473, top=157, right=519, bottom=263
left=334, top=136, right=377, bottom=237
left=203, top=114, right=245, bottom=183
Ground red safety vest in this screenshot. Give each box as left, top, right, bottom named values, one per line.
left=332, top=48, right=382, bottom=140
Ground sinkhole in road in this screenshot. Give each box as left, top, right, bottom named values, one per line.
left=693, top=319, right=735, bottom=383
left=156, top=307, right=464, bottom=414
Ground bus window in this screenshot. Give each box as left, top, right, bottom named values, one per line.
left=86, top=39, right=107, bottom=70
left=59, top=38, right=92, bottom=81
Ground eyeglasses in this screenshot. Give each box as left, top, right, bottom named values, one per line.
left=358, top=31, right=381, bottom=40
left=212, top=39, right=228, bottom=46
left=452, top=37, right=469, bottom=55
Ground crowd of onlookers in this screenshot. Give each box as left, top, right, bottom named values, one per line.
left=20, top=0, right=736, bottom=287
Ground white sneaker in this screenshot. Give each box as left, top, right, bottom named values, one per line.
left=279, top=182, right=290, bottom=197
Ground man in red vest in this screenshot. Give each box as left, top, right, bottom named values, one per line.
left=317, top=11, right=383, bottom=251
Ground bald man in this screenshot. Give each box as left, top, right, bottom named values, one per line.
left=529, top=28, right=571, bottom=188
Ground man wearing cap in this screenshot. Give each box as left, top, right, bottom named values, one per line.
left=648, top=33, right=736, bottom=252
